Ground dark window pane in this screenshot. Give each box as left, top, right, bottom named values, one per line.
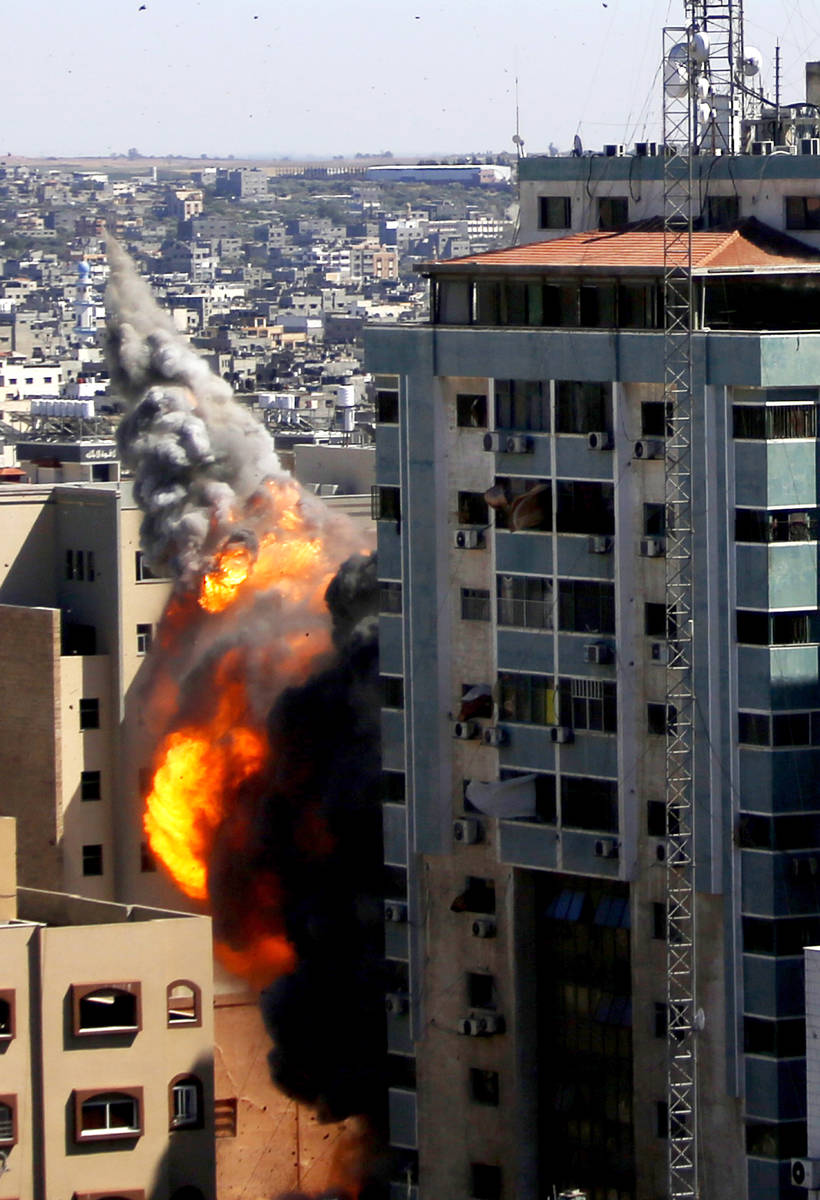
left=561, top=776, right=618, bottom=832
left=738, top=712, right=770, bottom=746
left=456, top=393, right=487, bottom=428
left=538, top=196, right=571, bottom=229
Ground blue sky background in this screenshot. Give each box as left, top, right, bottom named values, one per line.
left=7, top=0, right=820, bottom=157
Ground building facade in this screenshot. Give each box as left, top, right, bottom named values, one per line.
left=366, top=150, right=820, bottom=1200
left=0, top=816, right=215, bottom=1200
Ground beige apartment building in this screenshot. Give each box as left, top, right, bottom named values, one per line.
left=0, top=816, right=215, bottom=1200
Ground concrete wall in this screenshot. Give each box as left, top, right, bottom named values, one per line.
left=0, top=605, right=62, bottom=887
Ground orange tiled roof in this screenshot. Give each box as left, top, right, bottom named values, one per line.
left=427, top=219, right=820, bottom=272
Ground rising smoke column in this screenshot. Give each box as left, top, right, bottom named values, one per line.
left=105, top=240, right=387, bottom=1192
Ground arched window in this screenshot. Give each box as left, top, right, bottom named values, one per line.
left=74, top=1089, right=142, bottom=1141
left=0, top=1095, right=16, bottom=1146
left=72, top=984, right=141, bottom=1036
left=166, top=980, right=201, bottom=1027
left=169, top=1075, right=203, bottom=1130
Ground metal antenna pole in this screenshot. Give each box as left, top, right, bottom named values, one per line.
left=663, top=10, right=698, bottom=1200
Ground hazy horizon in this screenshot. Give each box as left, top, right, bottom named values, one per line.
left=6, top=0, right=817, bottom=161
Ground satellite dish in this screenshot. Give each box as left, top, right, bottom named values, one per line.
left=669, top=42, right=690, bottom=69
left=696, top=74, right=711, bottom=101
left=665, top=64, right=689, bottom=98
left=689, top=30, right=710, bottom=63
left=697, top=101, right=714, bottom=127
left=573, top=133, right=583, bottom=157
left=741, top=47, right=763, bottom=77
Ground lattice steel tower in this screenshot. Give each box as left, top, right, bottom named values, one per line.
left=661, top=4, right=746, bottom=1198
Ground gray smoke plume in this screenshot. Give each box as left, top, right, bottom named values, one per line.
left=106, top=236, right=292, bottom=584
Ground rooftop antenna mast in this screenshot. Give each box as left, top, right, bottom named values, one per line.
left=663, top=4, right=747, bottom=1198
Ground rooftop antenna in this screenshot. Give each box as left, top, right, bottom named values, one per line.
left=512, top=74, right=526, bottom=159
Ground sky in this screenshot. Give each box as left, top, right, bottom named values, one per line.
left=6, top=0, right=820, bottom=159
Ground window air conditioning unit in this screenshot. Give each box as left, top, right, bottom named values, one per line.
left=594, top=837, right=619, bottom=859
left=458, top=1010, right=505, bottom=1037
left=801, top=138, right=820, bottom=155
left=588, top=534, right=613, bottom=555
left=453, top=719, right=479, bottom=740
left=483, top=431, right=503, bottom=452
left=633, top=438, right=664, bottom=460
left=651, top=641, right=669, bottom=664
left=504, top=434, right=532, bottom=454
left=454, top=528, right=482, bottom=550
left=584, top=641, right=614, bottom=665
left=792, top=1159, right=820, bottom=1189
left=641, top=537, right=666, bottom=558
left=471, top=917, right=497, bottom=939
left=751, top=139, right=773, bottom=155
left=385, top=992, right=409, bottom=1016
left=482, top=726, right=507, bottom=747
left=551, top=725, right=574, bottom=744
left=384, top=900, right=408, bottom=924
left=587, top=430, right=613, bottom=451
left=454, top=817, right=482, bottom=845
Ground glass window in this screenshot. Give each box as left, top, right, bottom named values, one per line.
left=738, top=712, right=770, bottom=746
left=458, top=491, right=489, bottom=526
left=140, top=840, right=157, bottom=872
left=557, top=677, right=617, bottom=732
left=80, top=770, right=101, bottom=801
left=558, top=579, right=616, bottom=634
left=496, top=575, right=553, bottom=629
left=76, top=1091, right=141, bottom=1139
left=461, top=588, right=491, bottom=621
left=456, top=393, right=487, bottom=428
left=379, top=581, right=402, bottom=614
left=136, top=623, right=152, bottom=655
left=494, top=379, right=548, bottom=432
left=135, top=550, right=169, bottom=581
left=371, top=485, right=401, bottom=522
left=0, top=1099, right=15, bottom=1145
left=82, top=843, right=104, bottom=876
left=561, top=776, right=618, bottom=832
left=538, top=195, right=571, bottom=229
left=555, top=381, right=612, bottom=434
left=498, top=672, right=556, bottom=725
left=556, top=481, right=615, bottom=535
left=705, top=195, right=740, bottom=226
left=733, top=404, right=817, bottom=439
left=79, top=698, right=100, bottom=730
left=598, top=196, right=629, bottom=230
left=786, top=195, right=820, bottom=230
left=170, top=1075, right=203, bottom=1129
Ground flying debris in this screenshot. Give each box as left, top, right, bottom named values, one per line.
left=104, top=240, right=387, bottom=1194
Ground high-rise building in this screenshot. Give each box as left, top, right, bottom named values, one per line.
left=366, top=57, right=820, bottom=1200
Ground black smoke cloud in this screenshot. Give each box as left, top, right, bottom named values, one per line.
left=104, top=242, right=388, bottom=1184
